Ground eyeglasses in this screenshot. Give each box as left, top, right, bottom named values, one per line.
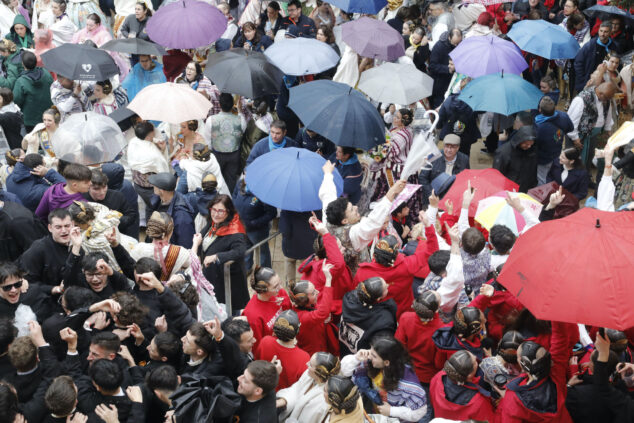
left=84, top=272, right=105, bottom=279
left=1, top=280, right=23, bottom=292
left=210, top=208, right=227, bottom=215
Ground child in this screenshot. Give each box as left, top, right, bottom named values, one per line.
left=35, top=163, right=91, bottom=220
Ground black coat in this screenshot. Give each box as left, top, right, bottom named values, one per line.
left=574, top=38, right=621, bottom=92
left=0, top=200, right=47, bottom=261
left=279, top=210, right=317, bottom=260
left=0, top=282, right=52, bottom=322
left=179, top=334, right=246, bottom=383
left=64, top=251, right=132, bottom=300
left=233, top=183, right=277, bottom=232
left=83, top=188, right=139, bottom=239
left=428, top=32, right=457, bottom=108
left=493, top=127, right=539, bottom=193
left=418, top=151, right=470, bottom=202
left=0, top=108, right=24, bottom=149
left=19, top=235, right=79, bottom=286
left=438, top=93, right=481, bottom=155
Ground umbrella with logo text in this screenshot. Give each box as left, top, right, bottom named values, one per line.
left=41, top=43, right=119, bottom=80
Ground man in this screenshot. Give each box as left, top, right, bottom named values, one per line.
left=222, top=317, right=256, bottom=364
left=567, top=82, right=615, bottom=169
left=245, top=120, right=297, bottom=166
left=101, top=163, right=139, bottom=229
left=515, top=0, right=548, bottom=20
left=142, top=365, right=180, bottom=423
left=50, top=75, right=91, bottom=122
left=610, top=17, right=631, bottom=53
left=6, top=153, right=65, bottom=212
left=534, top=96, right=574, bottom=185
left=147, top=172, right=195, bottom=248
left=205, top=92, right=246, bottom=192
left=234, top=360, right=279, bottom=423
left=281, top=0, right=316, bottom=38
left=65, top=251, right=131, bottom=300
left=83, top=169, right=139, bottom=238
left=428, top=29, right=462, bottom=108
left=418, top=134, right=470, bottom=204
left=0, top=317, right=16, bottom=375
left=12, top=50, right=53, bottom=132
left=121, top=54, right=167, bottom=101
left=0, top=261, right=52, bottom=321
left=574, top=21, right=620, bottom=92
left=493, top=126, right=539, bottom=192
left=35, top=163, right=91, bottom=221
left=331, top=146, right=363, bottom=204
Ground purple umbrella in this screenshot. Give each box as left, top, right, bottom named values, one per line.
left=449, top=35, right=528, bottom=78
left=341, top=17, right=405, bottom=61
left=146, top=0, right=227, bottom=49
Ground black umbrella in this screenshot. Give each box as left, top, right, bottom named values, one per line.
left=41, top=43, right=119, bottom=81
left=583, top=5, right=634, bottom=22
left=100, top=38, right=167, bottom=56
left=108, top=106, right=137, bottom=132
left=204, top=48, right=284, bottom=98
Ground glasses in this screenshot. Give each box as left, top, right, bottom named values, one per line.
left=210, top=208, right=227, bottom=215
left=1, top=280, right=23, bottom=292
left=84, top=272, right=105, bottom=280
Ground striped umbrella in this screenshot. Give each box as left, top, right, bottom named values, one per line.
left=475, top=191, right=543, bottom=235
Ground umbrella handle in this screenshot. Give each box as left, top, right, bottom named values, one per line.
left=423, top=110, right=439, bottom=134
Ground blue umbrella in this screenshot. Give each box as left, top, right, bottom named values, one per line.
left=508, top=19, right=580, bottom=59
left=457, top=72, right=544, bottom=116
left=288, top=80, right=385, bottom=150
left=326, top=0, right=387, bottom=14
left=264, top=38, right=340, bottom=76
left=584, top=5, right=634, bottom=22
left=245, top=147, right=344, bottom=212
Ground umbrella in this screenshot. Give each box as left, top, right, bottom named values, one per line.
left=146, top=0, right=227, bottom=49
left=51, top=112, right=127, bottom=165
left=498, top=208, right=634, bottom=330
left=461, top=0, right=514, bottom=5
left=205, top=49, right=284, bottom=98
left=264, top=38, right=340, bottom=76
left=358, top=62, right=434, bottom=105
left=41, top=43, right=118, bottom=80
left=245, top=147, right=344, bottom=212
left=326, top=0, right=387, bottom=14
left=128, top=82, right=212, bottom=123
left=341, top=17, right=405, bottom=61
left=439, top=169, right=519, bottom=217
left=100, top=38, right=167, bottom=56
left=457, top=72, right=544, bottom=116
left=448, top=35, right=528, bottom=78
left=108, top=107, right=137, bottom=132
left=475, top=191, right=543, bottom=235
left=288, top=80, right=385, bottom=150
left=507, top=19, right=580, bottom=59
left=583, top=5, right=634, bottom=22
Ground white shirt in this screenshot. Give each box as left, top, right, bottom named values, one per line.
left=566, top=91, right=614, bottom=140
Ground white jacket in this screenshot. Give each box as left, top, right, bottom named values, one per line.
left=277, top=370, right=330, bottom=423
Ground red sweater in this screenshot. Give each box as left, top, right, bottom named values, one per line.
left=294, top=286, right=333, bottom=356
left=469, top=286, right=524, bottom=342
left=395, top=311, right=444, bottom=383
left=242, top=289, right=291, bottom=352
left=429, top=371, right=497, bottom=422
left=255, top=335, right=310, bottom=391
left=354, top=225, right=438, bottom=320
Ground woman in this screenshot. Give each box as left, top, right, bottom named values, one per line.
left=322, top=376, right=364, bottom=422
left=119, top=1, right=151, bottom=40
left=256, top=309, right=311, bottom=391
left=0, top=147, right=22, bottom=186
left=200, top=194, right=250, bottom=313
left=92, top=79, right=119, bottom=115
left=405, top=27, right=429, bottom=73
left=5, top=14, right=33, bottom=49
left=22, top=108, right=60, bottom=167
left=242, top=266, right=291, bottom=352
left=32, top=0, right=56, bottom=29
left=432, top=307, right=486, bottom=369
left=341, top=336, right=428, bottom=422
left=547, top=147, right=590, bottom=201
left=33, top=29, right=54, bottom=68
left=176, top=142, right=230, bottom=196
left=465, top=12, right=500, bottom=39
left=49, top=0, right=78, bottom=46
left=429, top=349, right=496, bottom=421
left=0, top=39, right=20, bottom=87
left=315, top=24, right=339, bottom=80
left=171, top=120, right=206, bottom=160
left=258, top=1, right=282, bottom=40
left=71, top=13, right=109, bottom=44
left=174, top=61, right=214, bottom=100
left=0, top=87, right=23, bottom=149
left=339, top=277, right=397, bottom=356
left=277, top=352, right=341, bottom=422
left=234, top=22, right=272, bottom=53
left=241, top=98, right=276, bottom=163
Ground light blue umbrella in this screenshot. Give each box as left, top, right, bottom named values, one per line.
left=508, top=19, right=580, bottom=59
left=327, top=0, right=387, bottom=14
left=457, top=72, right=544, bottom=116
left=245, top=147, right=344, bottom=212
left=264, top=38, right=340, bottom=76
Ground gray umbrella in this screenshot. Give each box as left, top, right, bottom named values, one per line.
left=100, top=38, right=168, bottom=56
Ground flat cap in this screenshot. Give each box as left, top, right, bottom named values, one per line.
left=148, top=172, right=177, bottom=191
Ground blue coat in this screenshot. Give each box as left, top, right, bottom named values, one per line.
left=245, top=136, right=297, bottom=166
left=150, top=191, right=195, bottom=248
left=574, top=38, right=620, bottom=92
left=233, top=183, right=277, bottom=231
left=547, top=161, right=590, bottom=201
left=418, top=151, right=470, bottom=200
left=101, top=163, right=138, bottom=215
left=438, top=93, right=481, bottom=152
left=6, top=162, right=65, bottom=211
left=534, top=111, right=574, bottom=165
left=330, top=153, right=363, bottom=204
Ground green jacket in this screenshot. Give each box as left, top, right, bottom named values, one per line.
left=13, top=67, right=53, bottom=127
left=0, top=50, right=25, bottom=90
left=5, top=15, right=34, bottom=49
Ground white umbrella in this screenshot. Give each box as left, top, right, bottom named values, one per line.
left=358, top=62, right=434, bottom=105
left=51, top=112, right=127, bottom=165
left=127, top=82, right=212, bottom=124
left=264, top=38, right=340, bottom=76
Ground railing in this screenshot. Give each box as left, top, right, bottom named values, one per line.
left=222, top=231, right=281, bottom=316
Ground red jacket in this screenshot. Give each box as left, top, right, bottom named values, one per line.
left=469, top=285, right=524, bottom=342
left=354, top=225, right=438, bottom=319
left=242, top=289, right=291, bottom=353
left=294, top=286, right=334, bottom=356
left=255, top=335, right=310, bottom=391
left=430, top=371, right=497, bottom=422
left=395, top=311, right=444, bottom=383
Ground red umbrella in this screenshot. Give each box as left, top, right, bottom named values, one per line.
left=439, top=169, right=519, bottom=217
left=498, top=208, right=634, bottom=330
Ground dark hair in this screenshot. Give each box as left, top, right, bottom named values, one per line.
left=313, top=235, right=327, bottom=260
left=0, top=383, right=18, bottom=423
left=325, top=197, right=349, bottom=226
left=134, top=121, right=155, bottom=140
left=23, top=153, right=44, bottom=169
left=507, top=308, right=551, bottom=338
left=247, top=360, right=279, bottom=395
left=146, top=212, right=174, bottom=242
left=287, top=0, right=301, bottom=8
left=443, top=350, right=475, bottom=384
left=145, top=365, right=179, bottom=393
left=590, top=349, right=619, bottom=373
left=4, top=148, right=20, bottom=166
left=63, top=163, right=92, bottom=182
left=267, top=1, right=280, bottom=11
left=69, top=201, right=96, bottom=225
left=566, top=11, right=585, bottom=30
left=326, top=376, right=359, bottom=414
left=80, top=252, right=109, bottom=273
left=516, top=111, right=534, bottom=127
left=250, top=266, right=277, bottom=293
left=52, top=0, right=67, bottom=11
left=90, top=331, right=121, bottom=354
left=356, top=277, right=385, bottom=306
left=373, top=235, right=399, bottom=266
left=462, top=227, right=485, bottom=255
left=241, top=22, right=261, bottom=45
left=398, top=108, right=413, bottom=126
left=368, top=337, right=409, bottom=391
left=47, top=208, right=71, bottom=224
left=169, top=274, right=199, bottom=309
left=96, top=79, right=112, bottom=95
left=288, top=280, right=313, bottom=309
left=135, top=1, right=152, bottom=16
left=152, top=332, right=182, bottom=365
left=412, top=290, right=439, bottom=320
left=273, top=310, right=300, bottom=342
left=317, top=24, right=335, bottom=43
left=222, top=317, right=252, bottom=342
left=45, top=376, right=76, bottom=417
left=489, top=225, right=516, bottom=255
left=428, top=250, right=450, bottom=275
left=89, top=359, right=123, bottom=391
left=338, top=146, right=356, bottom=158
left=599, top=20, right=612, bottom=30
left=498, top=330, right=524, bottom=364
left=0, top=318, right=16, bottom=354
left=518, top=341, right=551, bottom=379
left=21, top=50, right=37, bottom=70
left=134, top=257, right=162, bottom=281
left=86, top=12, right=100, bottom=24
left=453, top=307, right=484, bottom=339
left=90, top=169, right=109, bottom=186
left=527, top=9, right=542, bottom=19
left=0, top=87, right=13, bottom=106
left=182, top=61, right=202, bottom=83
left=312, top=352, right=341, bottom=383
left=562, top=147, right=584, bottom=169
left=62, top=286, right=99, bottom=311
left=219, top=93, right=234, bottom=113
left=538, top=96, right=556, bottom=116
left=111, top=291, right=149, bottom=326
left=270, top=119, right=287, bottom=132
left=207, top=194, right=237, bottom=224
left=185, top=120, right=198, bottom=132
left=189, top=322, right=215, bottom=354
left=0, top=261, right=22, bottom=285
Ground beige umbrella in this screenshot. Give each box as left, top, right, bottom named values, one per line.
left=127, top=82, right=212, bottom=124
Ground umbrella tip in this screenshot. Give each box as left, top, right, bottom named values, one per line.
left=595, top=218, right=601, bottom=228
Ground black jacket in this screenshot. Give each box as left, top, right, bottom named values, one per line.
left=438, top=93, right=482, bottom=155
left=19, top=235, right=79, bottom=286
left=279, top=210, right=317, bottom=260
left=493, top=126, right=539, bottom=192
left=64, top=251, right=132, bottom=300
left=547, top=161, right=590, bottom=201
left=234, top=391, right=277, bottom=423
left=428, top=32, right=457, bottom=107
left=0, top=107, right=24, bottom=149
left=83, top=188, right=139, bottom=239
left=0, top=200, right=47, bottom=261
left=0, top=283, right=53, bottom=322
left=233, top=183, right=277, bottom=232
left=180, top=334, right=246, bottom=383
left=150, top=191, right=195, bottom=248
left=419, top=151, right=470, bottom=202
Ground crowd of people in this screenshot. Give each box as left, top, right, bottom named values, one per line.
left=0, top=0, right=633, bottom=422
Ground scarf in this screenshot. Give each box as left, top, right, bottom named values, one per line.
left=597, top=37, right=613, bottom=54
left=409, top=34, right=421, bottom=51
left=268, top=134, right=286, bottom=151
left=202, top=213, right=246, bottom=251
left=153, top=240, right=170, bottom=278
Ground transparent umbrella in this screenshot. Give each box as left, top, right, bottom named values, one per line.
left=51, top=112, right=127, bottom=165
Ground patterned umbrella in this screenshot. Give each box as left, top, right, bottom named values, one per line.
left=475, top=191, right=543, bottom=235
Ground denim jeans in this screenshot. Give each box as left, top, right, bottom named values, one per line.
left=419, top=383, right=434, bottom=423
left=245, top=225, right=271, bottom=270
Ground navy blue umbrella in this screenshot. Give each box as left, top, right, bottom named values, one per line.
left=288, top=80, right=385, bottom=150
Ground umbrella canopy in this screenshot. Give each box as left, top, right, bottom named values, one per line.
left=146, top=0, right=227, bottom=49
left=245, top=147, right=344, bottom=212
left=475, top=191, right=543, bottom=235
left=461, top=0, right=514, bottom=5
left=508, top=19, right=580, bottom=59
left=584, top=4, right=634, bottom=22
left=457, top=72, right=544, bottom=116
left=449, top=35, right=528, bottom=78
left=288, top=80, right=385, bottom=150
left=128, top=82, right=212, bottom=124
left=264, top=38, right=340, bottom=76
left=41, top=43, right=118, bottom=80
left=205, top=49, right=284, bottom=98
left=439, top=169, right=519, bottom=217
left=341, top=17, right=405, bottom=61
left=51, top=112, right=127, bottom=165
left=108, top=107, right=137, bottom=132
left=498, top=208, right=634, bottom=330
left=326, top=0, right=387, bottom=14
left=100, top=38, right=167, bottom=56
left=358, top=62, right=434, bottom=105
